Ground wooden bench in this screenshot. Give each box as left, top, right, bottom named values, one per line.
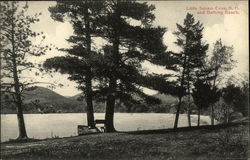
left=77, top=125, right=99, bottom=135
left=95, top=119, right=106, bottom=132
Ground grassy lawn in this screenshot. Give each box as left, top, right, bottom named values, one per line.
left=1, top=124, right=249, bottom=160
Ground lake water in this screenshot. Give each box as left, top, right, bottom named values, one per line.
left=1, top=113, right=212, bottom=142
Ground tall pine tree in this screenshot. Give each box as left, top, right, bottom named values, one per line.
left=44, top=1, right=105, bottom=128
left=96, top=0, right=174, bottom=132
left=171, top=13, right=209, bottom=128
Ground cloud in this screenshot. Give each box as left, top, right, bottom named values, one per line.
left=164, top=31, right=181, bottom=53
left=203, top=5, right=248, bottom=74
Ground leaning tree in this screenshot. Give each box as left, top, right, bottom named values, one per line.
left=0, top=2, right=48, bottom=139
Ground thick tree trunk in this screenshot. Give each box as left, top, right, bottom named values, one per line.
left=85, top=70, right=95, bottom=128
left=15, top=97, right=28, bottom=139
left=104, top=8, right=121, bottom=132
left=105, top=78, right=117, bottom=132
left=197, top=107, right=201, bottom=127
left=84, top=6, right=95, bottom=128
left=105, top=37, right=119, bottom=132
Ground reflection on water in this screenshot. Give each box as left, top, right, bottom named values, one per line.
left=1, top=113, right=212, bottom=142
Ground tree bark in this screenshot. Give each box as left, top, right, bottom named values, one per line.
left=105, top=77, right=117, bottom=132
left=84, top=5, right=95, bottom=128
left=85, top=70, right=95, bottom=128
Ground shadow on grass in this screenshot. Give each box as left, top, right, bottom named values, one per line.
left=121, top=122, right=248, bottom=135
left=1, top=138, right=42, bottom=144
left=2, top=122, right=247, bottom=144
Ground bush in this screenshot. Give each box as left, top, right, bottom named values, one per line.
left=213, top=99, right=234, bottom=123
left=212, top=127, right=248, bottom=158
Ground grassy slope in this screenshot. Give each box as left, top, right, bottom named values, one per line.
left=1, top=124, right=248, bottom=160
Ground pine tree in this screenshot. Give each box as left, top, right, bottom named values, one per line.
left=0, top=2, right=48, bottom=139
left=172, top=13, right=209, bottom=129
left=44, top=1, right=105, bottom=128
left=97, top=1, right=172, bottom=132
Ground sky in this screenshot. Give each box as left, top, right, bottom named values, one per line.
left=18, top=1, right=249, bottom=97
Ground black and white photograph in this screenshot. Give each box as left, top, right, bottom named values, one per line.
left=0, top=0, right=249, bottom=159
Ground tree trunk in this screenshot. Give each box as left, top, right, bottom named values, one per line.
left=197, top=107, right=201, bottom=127
left=85, top=70, right=95, bottom=128
left=187, top=102, right=191, bottom=127
left=187, top=81, right=191, bottom=127
left=174, top=96, right=182, bottom=129
left=174, top=54, right=187, bottom=129
left=104, top=7, right=121, bottom=133
left=15, top=96, right=28, bottom=139
left=84, top=6, right=95, bottom=128
left=105, top=35, right=119, bottom=132
left=105, top=77, right=117, bottom=132
left=12, top=55, right=28, bottom=139
left=10, top=17, right=28, bottom=139
left=186, top=56, right=191, bottom=127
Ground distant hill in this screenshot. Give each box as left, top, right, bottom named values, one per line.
left=1, top=87, right=86, bottom=114
left=68, top=92, right=83, bottom=101
left=69, top=93, right=178, bottom=104
left=1, top=87, right=179, bottom=114
left=152, top=93, right=178, bottom=104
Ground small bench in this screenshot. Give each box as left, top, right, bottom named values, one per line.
left=95, top=119, right=106, bottom=132
left=77, top=125, right=99, bottom=135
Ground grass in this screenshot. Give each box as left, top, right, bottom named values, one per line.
left=1, top=123, right=249, bottom=160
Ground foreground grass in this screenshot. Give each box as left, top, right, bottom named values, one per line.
left=1, top=124, right=249, bottom=160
